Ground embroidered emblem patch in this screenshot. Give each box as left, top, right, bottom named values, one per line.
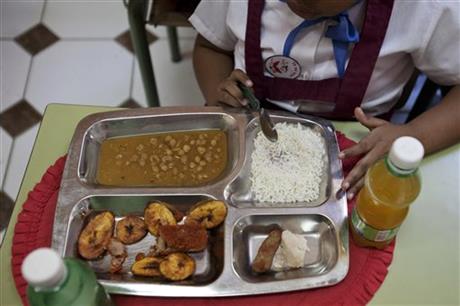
left=264, top=55, right=301, bottom=79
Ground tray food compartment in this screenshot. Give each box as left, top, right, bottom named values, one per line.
left=225, top=115, right=331, bottom=208
left=64, top=195, right=224, bottom=285
left=53, top=108, right=348, bottom=296
left=78, top=112, right=240, bottom=187
left=232, top=214, right=338, bottom=283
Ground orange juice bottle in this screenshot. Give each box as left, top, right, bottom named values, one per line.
left=350, top=136, right=424, bottom=248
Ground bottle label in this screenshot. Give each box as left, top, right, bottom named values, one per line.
left=351, top=208, right=400, bottom=242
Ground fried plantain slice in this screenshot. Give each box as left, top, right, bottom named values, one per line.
left=78, top=211, right=115, bottom=260
left=159, top=253, right=195, bottom=281
left=161, top=202, right=185, bottom=222
left=144, top=202, right=177, bottom=236
left=186, top=200, right=227, bottom=229
left=131, top=256, right=163, bottom=277
left=116, top=215, right=147, bottom=244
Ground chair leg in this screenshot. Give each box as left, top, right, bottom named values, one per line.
left=127, top=0, right=160, bottom=107
left=167, top=26, right=182, bottom=62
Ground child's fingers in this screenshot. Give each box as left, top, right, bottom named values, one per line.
left=346, top=177, right=364, bottom=200
left=217, top=81, right=245, bottom=107
left=230, top=69, right=253, bottom=87
left=219, top=90, right=241, bottom=107
left=225, top=82, right=247, bottom=105
left=354, top=107, right=388, bottom=130
left=339, top=134, right=374, bottom=159
left=341, top=143, right=385, bottom=191
left=342, top=156, right=369, bottom=192
left=218, top=80, right=247, bottom=107
left=339, top=112, right=388, bottom=159
left=217, top=69, right=253, bottom=107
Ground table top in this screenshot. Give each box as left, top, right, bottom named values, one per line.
left=1, top=103, right=458, bottom=305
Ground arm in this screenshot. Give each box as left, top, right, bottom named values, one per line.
left=405, top=85, right=460, bottom=153
left=193, top=34, right=252, bottom=107
left=193, top=34, right=234, bottom=105
left=340, top=85, right=460, bottom=198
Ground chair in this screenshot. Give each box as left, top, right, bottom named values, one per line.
left=126, top=0, right=200, bottom=107
left=392, top=70, right=452, bottom=123
left=406, top=78, right=452, bottom=122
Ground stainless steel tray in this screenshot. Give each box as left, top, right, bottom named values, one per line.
left=51, top=106, right=348, bottom=297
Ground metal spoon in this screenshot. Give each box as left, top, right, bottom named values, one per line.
left=238, top=83, right=278, bottom=142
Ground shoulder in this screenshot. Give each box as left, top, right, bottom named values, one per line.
left=189, top=1, right=240, bottom=51
left=383, top=1, right=459, bottom=50
left=392, top=0, right=458, bottom=14
left=190, top=1, right=248, bottom=22
left=389, top=0, right=459, bottom=30
left=388, top=1, right=460, bottom=84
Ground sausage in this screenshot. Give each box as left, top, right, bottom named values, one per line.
left=251, top=228, right=282, bottom=273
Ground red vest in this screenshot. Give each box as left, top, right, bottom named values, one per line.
left=245, top=0, right=395, bottom=120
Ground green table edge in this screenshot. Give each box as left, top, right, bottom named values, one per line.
left=0, top=104, right=117, bottom=306
left=1, top=104, right=458, bottom=306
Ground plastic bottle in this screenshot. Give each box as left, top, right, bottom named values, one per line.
left=21, top=248, right=114, bottom=306
left=350, top=136, right=424, bottom=249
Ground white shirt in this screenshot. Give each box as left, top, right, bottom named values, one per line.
left=189, top=0, right=460, bottom=116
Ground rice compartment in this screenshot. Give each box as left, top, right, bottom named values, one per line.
left=250, top=122, right=326, bottom=204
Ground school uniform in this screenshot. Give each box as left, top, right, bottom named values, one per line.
left=189, top=0, right=460, bottom=119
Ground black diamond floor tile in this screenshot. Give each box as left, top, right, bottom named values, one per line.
left=0, top=100, right=42, bottom=137
left=15, top=23, right=59, bottom=56
left=0, top=191, right=15, bottom=231
left=115, top=29, right=158, bottom=54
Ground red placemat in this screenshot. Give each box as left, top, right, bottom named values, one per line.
left=11, top=132, right=394, bottom=306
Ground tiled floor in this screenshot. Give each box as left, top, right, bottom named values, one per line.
left=0, top=0, right=204, bottom=240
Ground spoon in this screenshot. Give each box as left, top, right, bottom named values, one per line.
left=237, top=83, right=278, bottom=142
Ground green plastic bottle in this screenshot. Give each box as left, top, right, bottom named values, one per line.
left=22, top=248, right=114, bottom=306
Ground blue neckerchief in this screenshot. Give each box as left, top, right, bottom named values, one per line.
left=282, top=11, right=360, bottom=78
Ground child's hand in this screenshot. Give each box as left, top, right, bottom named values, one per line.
left=339, top=107, right=411, bottom=199
left=217, top=69, right=253, bottom=107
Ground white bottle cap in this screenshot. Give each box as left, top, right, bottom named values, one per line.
left=388, top=136, right=424, bottom=171
left=21, top=248, right=67, bottom=289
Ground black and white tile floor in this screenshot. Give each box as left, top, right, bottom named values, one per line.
left=1, top=0, right=204, bottom=241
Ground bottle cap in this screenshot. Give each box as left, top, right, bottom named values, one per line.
left=389, top=136, right=424, bottom=171
left=21, top=248, right=67, bottom=288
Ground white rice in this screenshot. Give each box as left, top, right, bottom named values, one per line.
left=271, top=230, right=310, bottom=271
left=250, top=122, right=325, bottom=204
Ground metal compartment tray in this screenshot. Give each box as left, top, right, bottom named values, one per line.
left=51, top=106, right=348, bottom=297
